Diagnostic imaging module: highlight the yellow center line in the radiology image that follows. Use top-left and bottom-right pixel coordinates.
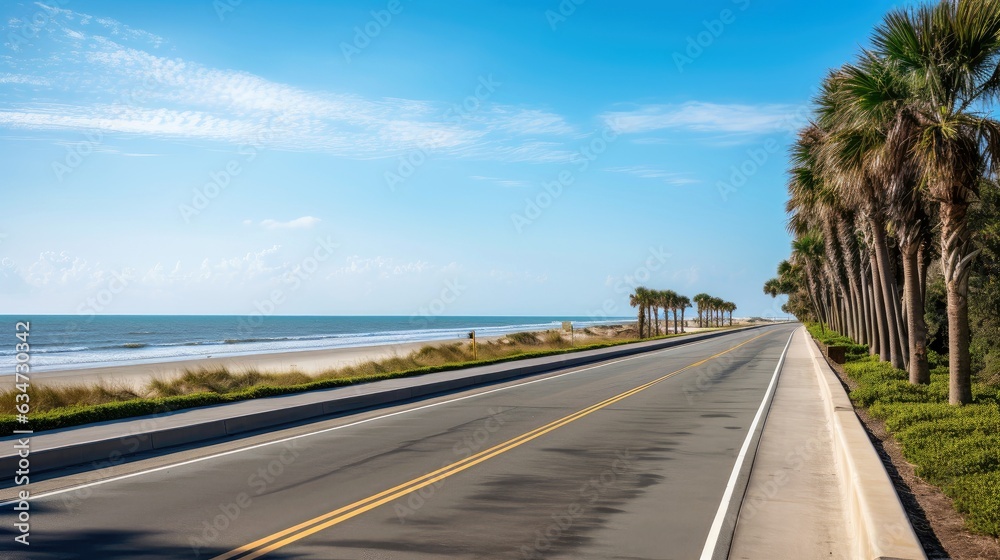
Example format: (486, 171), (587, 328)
(213, 330), (771, 560)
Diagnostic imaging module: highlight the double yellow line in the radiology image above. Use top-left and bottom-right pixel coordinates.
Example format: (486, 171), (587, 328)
(213, 331), (771, 559)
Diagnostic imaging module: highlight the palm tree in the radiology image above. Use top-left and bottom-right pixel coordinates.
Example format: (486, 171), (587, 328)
(791, 232), (828, 331)
(724, 302), (737, 326)
(764, 260), (814, 321)
(630, 287), (647, 339)
(871, 1), (1000, 403)
(838, 50), (934, 383)
(712, 296), (725, 327)
(651, 290), (661, 336)
(662, 290), (679, 334)
(693, 293), (710, 328)
(816, 73), (908, 370)
(678, 295), (691, 333)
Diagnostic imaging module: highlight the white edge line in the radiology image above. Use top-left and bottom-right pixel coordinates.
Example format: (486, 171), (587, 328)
(698, 329), (795, 560)
(2, 327), (776, 507)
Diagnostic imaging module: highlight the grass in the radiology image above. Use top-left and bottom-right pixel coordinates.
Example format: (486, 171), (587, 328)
(806, 323), (1000, 537)
(0, 326), (718, 436)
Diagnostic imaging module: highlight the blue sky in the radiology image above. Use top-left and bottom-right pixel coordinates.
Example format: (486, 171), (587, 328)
(0, 0), (899, 318)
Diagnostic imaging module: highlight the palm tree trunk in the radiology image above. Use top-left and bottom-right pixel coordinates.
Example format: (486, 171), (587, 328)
(862, 278), (873, 351)
(681, 308), (686, 333)
(866, 274), (880, 356)
(941, 202), (976, 405)
(869, 250), (890, 362)
(871, 221), (905, 369)
(847, 280), (863, 344)
(902, 242), (930, 384)
(918, 242), (930, 304)
(637, 306), (644, 339)
(862, 272), (877, 356)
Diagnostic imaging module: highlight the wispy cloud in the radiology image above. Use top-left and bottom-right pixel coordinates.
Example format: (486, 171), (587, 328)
(328, 256), (433, 278)
(605, 166), (699, 185)
(0, 5), (581, 163)
(20, 245), (285, 288)
(469, 175), (532, 188)
(494, 108), (578, 136)
(601, 102), (804, 136)
(0, 73), (49, 86)
(245, 217), (322, 230)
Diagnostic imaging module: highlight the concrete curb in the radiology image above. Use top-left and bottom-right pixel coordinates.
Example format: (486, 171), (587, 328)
(2, 325), (772, 475)
(804, 327), (926, 560)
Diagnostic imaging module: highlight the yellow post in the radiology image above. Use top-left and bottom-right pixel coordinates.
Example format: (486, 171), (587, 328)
(468, 330), (477, 360)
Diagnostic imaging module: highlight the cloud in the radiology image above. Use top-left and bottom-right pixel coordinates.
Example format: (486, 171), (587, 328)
(494, 108), (577, 136)
(601, 102), (805, 136)
(605, 166), (700, 185)
(0, 6), (580, 163)
(469, 175), (532, 188)
(328, 256), (432, 278)
(253, 216), (322, 230)
(0, 73), (50, 86)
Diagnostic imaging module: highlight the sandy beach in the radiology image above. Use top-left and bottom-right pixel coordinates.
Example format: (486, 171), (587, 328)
(26, 323), (735, 391)
(31, 340), (440, 390)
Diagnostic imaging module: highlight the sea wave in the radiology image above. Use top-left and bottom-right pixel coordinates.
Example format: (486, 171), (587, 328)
(0, 317), (635, 372)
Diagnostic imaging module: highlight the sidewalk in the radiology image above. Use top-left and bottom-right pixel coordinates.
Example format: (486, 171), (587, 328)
(729, 327), (925, 559)
(729, 327), (849, 558)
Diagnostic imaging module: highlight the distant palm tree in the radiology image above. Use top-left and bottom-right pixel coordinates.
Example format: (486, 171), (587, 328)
(693, 293), (710, 328)
(651, 290), (661, 336)
(630, 287), (647, 338)
(678, 295), (691, 333)
(660, 289), (676, 334)
(725, 302), (737, 326)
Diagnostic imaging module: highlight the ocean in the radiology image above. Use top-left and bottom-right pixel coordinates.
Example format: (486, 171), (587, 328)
(0, 315), (634, 372)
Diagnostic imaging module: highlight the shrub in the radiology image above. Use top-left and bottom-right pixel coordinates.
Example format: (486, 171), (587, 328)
(807, 323), (1000, 537)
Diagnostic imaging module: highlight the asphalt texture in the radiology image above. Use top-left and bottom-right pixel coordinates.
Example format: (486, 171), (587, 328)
(1, 324), (798, 560)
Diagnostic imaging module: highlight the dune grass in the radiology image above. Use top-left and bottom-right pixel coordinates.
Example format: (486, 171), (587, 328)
(0, 326), (706, 435)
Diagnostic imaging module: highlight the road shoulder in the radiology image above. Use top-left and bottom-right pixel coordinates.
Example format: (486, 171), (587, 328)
(729, 326), (849, 559)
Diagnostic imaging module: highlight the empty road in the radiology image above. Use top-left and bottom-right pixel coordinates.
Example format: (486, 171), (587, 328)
(2, 324), (797, 559)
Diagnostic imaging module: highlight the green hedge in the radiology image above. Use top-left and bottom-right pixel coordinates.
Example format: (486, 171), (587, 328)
(806, 323), (1000, 537)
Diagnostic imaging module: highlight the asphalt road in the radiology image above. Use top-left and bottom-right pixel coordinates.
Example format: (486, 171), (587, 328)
(2, 324), (797, 560)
